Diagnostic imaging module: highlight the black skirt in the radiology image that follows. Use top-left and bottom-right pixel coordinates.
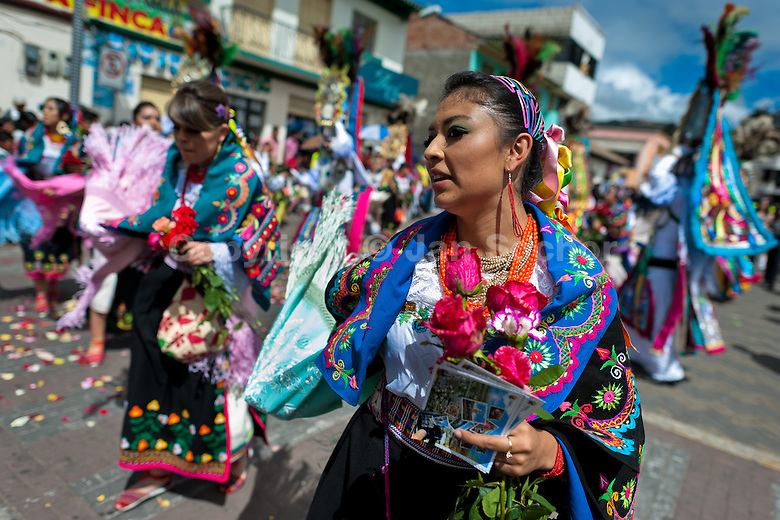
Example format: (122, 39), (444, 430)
(306, 401), (474, 520)
(117, 258), (231, 482)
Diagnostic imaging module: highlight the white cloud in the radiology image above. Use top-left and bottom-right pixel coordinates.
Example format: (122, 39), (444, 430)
(591, 62), (690, 123)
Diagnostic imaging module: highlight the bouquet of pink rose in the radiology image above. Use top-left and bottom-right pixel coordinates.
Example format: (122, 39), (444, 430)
(423, 245), (563, 520)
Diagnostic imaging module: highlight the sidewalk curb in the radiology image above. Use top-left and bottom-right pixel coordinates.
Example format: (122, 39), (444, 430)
(643, 410), (780, 471)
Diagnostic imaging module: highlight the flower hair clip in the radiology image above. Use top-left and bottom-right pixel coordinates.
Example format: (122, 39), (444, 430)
(215, 103), (228, 119)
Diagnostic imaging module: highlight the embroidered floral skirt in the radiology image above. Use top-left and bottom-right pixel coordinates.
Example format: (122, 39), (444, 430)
(21, 226), (77, 280)
(118, 259), (253, 483)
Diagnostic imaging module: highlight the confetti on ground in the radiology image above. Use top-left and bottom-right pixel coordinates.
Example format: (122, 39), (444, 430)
(45, 332), (59, 341)
(157, 498), (170, 507)
(86, 420), (96, 428)
(23, 364), (41, 372)
(61, 416), (69, 422)
(100, 375), (113, 383)
(84, 406), (97, 413)
(32, 414), (44, 422)
(47, 394), (63, 402)
(10, 416), (30, 427)
(0, 373), (13, 381)
(35, 350), (55, 362)
(1, 316), (12, 322)
(100, 409), (108, 415)
(0, 334), (10, 341)
(96, 494), (105, 502)
(53, 358), (65, 365)
(14, 389), (25, 396)
(93, 381), (104, 388)
(81, 377), (95, 390)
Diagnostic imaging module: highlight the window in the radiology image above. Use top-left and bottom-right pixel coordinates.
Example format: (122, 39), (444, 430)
(352, 11), (377, 54)
(228, 94), (266, 140)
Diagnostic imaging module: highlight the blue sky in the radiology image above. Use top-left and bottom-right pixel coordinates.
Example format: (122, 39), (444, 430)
(429, 0), (780, 125)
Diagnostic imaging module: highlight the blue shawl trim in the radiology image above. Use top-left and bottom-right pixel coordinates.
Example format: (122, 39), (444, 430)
(316, 204), (618, 411)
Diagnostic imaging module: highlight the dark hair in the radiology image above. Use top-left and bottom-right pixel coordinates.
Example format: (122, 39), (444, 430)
(132, 101), (159, 123)
(80, 107), (99, 123)
(45, 97), (72, 124)
(440, 71), (544, 196)
(167, 81), (229, 131)
(0, 131), (12, 142)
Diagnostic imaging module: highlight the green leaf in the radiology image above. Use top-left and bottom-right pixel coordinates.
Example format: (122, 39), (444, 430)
(204, 290), (221, 312)
(192, 269), (202, 287)
(481, 487), (501, 518)
(534, 408), (555, 421)
(528, 364), (565, 387)
(519, 505), (552, 520)
(528, 490), (555, 512)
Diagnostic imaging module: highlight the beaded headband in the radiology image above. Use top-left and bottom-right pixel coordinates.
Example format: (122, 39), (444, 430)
(490, 75), (544, 142)
(490, 75), (572, 217)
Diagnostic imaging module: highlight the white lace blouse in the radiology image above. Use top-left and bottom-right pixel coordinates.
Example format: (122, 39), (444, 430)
(383, 248), (556, 408)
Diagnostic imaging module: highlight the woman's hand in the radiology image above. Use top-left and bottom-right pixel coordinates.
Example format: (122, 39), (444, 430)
(180, 241), (213, 266)
(454, 421), (559, 477)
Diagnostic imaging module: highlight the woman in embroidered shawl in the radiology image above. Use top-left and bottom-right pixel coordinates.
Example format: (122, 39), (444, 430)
(308, 71), (644, 520)
(111, 81), (281, 511)
(15, 97), (83, 314)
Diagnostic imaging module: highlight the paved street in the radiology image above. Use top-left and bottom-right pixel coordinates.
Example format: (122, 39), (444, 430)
(1, 240), (779, 520)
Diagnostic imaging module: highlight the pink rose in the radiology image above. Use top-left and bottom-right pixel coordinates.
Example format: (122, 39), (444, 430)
(490, 346), (532, 387)
(424, 294), (486, 359)
(444, 246), (483, 297)
(486, 280), (547, 317)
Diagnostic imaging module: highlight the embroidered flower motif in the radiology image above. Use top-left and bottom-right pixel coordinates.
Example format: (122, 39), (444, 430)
(189, 424), (196, 436)
(219, 452), (228, 462)
(567, 246), (596, 270)
(593, 383), (624, 411)
(137, 439), (149, 452)
(154, 439), (168, 450)
(560, 296), (586, 318)
(226, 186), (238, 198)
(201, 453), (213, 463)
(168, 413), (180, 425)
(120, 437), (130, 449)
(157, 414), (169, 425)
(128, 405), (143, 418)
(199, 424), (211, 436)
(214, 394), (225, 407)
(621, 478), (636, 509)
(146, 400), (160, 411)
(526, 339), (555, 372)
(182, 409), (190, 419)
(173, 443), (183, 455)
(185, 450), (194, 462)
(214, 413), (226, 425)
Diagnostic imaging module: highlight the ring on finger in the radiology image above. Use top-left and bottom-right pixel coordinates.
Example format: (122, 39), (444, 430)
(505, 437), (513, 459)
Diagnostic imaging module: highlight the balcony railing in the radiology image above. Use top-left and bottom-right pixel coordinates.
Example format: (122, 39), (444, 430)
(224, 5), (322, 76)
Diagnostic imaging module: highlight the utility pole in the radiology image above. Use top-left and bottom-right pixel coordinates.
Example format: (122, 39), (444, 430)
(69, 0), (85, 105)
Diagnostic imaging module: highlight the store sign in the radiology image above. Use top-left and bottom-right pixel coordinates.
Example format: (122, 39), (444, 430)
(16, 0), (191, 43)
(358, 60), (419, 107)
(96, 47), (128, 90)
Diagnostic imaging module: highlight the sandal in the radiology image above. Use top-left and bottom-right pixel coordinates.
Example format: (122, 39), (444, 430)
(34, 295), (50, 314)
(114, 470), (172, 512)
(219, 449), (252, 494)
(78, 340), (105, 367)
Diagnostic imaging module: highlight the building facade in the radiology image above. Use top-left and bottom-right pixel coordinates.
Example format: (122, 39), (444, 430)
(404, 4), (605, 159)
(1, 0), (419, 163)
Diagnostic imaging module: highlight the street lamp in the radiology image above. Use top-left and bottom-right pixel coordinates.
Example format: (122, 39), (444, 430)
(69, 0), (85, 105)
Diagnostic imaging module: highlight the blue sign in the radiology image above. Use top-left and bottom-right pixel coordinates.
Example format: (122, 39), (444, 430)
(358, 60), (418, 107)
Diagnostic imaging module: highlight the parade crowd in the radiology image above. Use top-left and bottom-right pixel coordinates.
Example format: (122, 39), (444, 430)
(0, 7), (775, 517)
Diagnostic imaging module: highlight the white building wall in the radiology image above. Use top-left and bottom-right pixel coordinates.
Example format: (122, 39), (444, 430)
(0, 4), (74, 113)
(330, 0), (407, 73)
(570, 7), (605, 61)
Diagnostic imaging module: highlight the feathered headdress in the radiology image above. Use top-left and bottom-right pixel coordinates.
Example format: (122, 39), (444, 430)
(702, 3), (759, 100)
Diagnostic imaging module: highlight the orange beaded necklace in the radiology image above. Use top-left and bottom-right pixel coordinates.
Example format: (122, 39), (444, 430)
(438, 215), (539, 320)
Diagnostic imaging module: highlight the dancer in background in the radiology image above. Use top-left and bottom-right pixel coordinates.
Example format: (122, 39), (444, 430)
(15, 97), (83, 314)
(111, 81), (280, 511)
